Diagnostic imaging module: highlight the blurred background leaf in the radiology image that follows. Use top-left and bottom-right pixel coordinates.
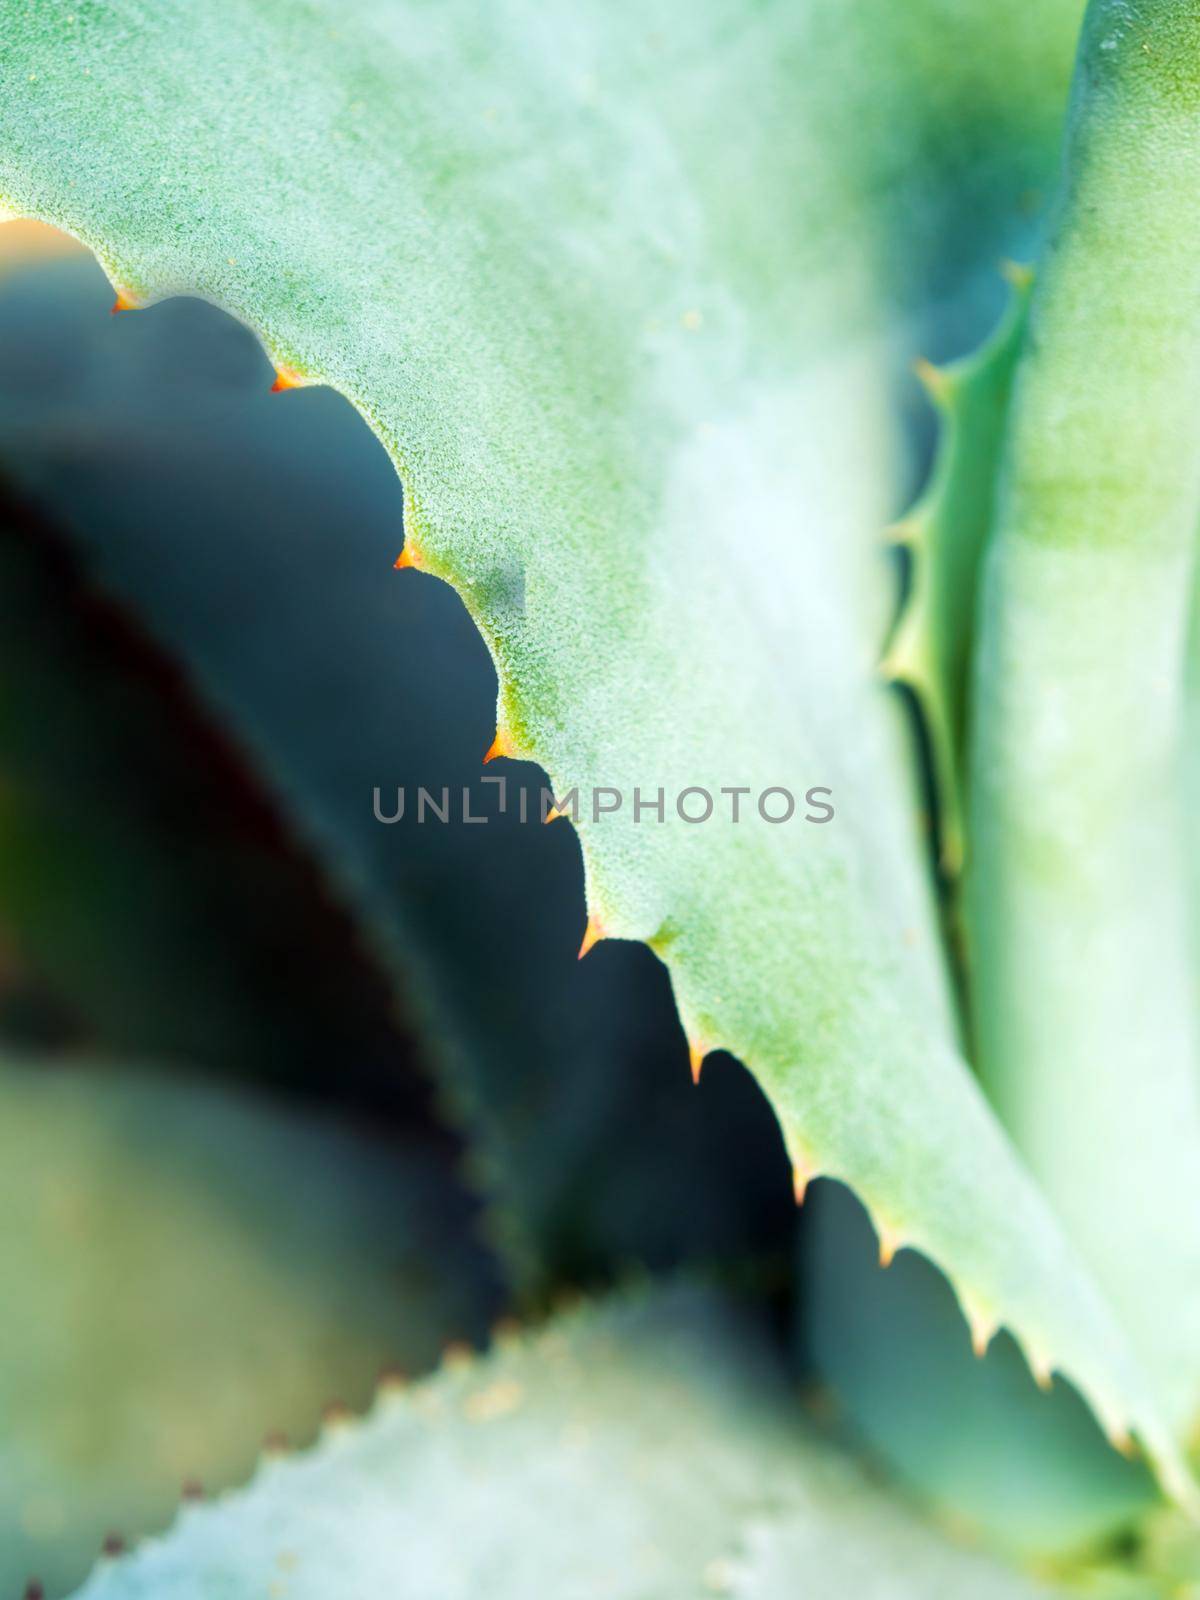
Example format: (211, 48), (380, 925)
(0, 1054), (495, 1596)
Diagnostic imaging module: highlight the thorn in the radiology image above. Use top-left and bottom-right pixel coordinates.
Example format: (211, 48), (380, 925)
(791, 1157), (814, 1207)
(885, 516), (920, 548)
(913, 355), (951, 405)
(1028, 1350), (1054, 1393)
(269, 364), (304, 393)
(577, 913), (605, 960)
(482, 729), (512, 765)
(878, 643), (921, 688)
(999, 258), (1034, 293)
(878, 624), (927, 691)
(377, 1364), (409, 1395)
(262, 1430), (289, 1457)
(877, 1223), (902, 1269)
(110, 293), (136, 315)
(180, 1478), (204, 1501)
(1107, 1422), (1136, 1459)
(23, 1583), (44, 1600)
(544, 804), (563, 825)
(963, 1300), (997, 1359)
(688, 1038), (708, 1085)
(442, 1340), (473, 1372)
(101, 1534), (126, 1558)
(393, 543), (419, 570)
(322, 1399), (352, 1429)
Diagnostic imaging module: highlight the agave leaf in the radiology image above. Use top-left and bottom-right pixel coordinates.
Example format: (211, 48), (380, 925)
(964, 0), (1200, 1435)
(884, 272), (1031, 874)
(2, 0), (1187, 1495)
(726, 1484), (1055, 1600)
(0, 1056), (493, 1598)
(802, 1184), (1157, 1560)
(0, 251), (793, 1288)
(68, 1283), (1050, 1600)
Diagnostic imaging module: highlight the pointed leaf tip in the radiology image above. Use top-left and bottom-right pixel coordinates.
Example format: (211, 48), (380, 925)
(912, 355), (951, 405)
(962, 1298), (997, 1360)
(577, 914), (605, 960)
(876, 1223), (902, 1269)
(688, 1038), (707, 1085)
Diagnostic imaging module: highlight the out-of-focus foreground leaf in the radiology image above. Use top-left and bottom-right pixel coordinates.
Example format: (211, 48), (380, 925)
(0, 1056), (493, 1598)
(69, 1284), (1051, 1600)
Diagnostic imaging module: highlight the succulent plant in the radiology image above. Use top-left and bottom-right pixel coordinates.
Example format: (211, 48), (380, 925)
(0, 0), (1198, 1593)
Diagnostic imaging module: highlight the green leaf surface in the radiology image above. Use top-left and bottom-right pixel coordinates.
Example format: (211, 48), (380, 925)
(964, 0), (1200, 1435)
(2, 0), (1187, 1498)
(69, 1284), (1050, 1600)
(0, 1057), (492, 1598)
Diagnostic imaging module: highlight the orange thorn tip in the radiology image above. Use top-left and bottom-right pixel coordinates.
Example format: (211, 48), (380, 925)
(577, 914), (605, 960)
(913, 355), (949, 403)
(269, 364), (304, 393)
(964, 1302), (997, 1359)
(544, 804), (563, 825)
(877, 1224), (902, 1270)
(791, 1158), (814, 1207)
(482, 729), (513, 765)
(688, 1039), (708, 1086)
(999, 257), (1034, 292)
(394, 543), (418, 570)
(110, 292), (136, 315)
(1107, 1423), (1136, 1459)
(442, 1340), (473, 1372)
(1029, 1350), (1054, 1393)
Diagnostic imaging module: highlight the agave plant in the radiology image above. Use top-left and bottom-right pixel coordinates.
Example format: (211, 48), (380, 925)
(0, 0), (1198, 1593)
